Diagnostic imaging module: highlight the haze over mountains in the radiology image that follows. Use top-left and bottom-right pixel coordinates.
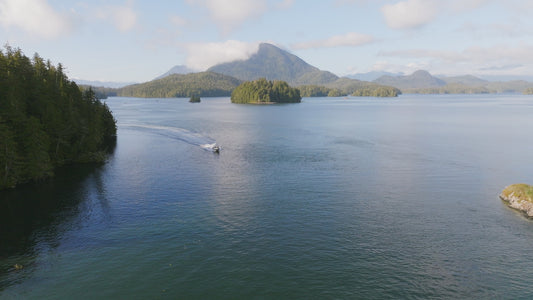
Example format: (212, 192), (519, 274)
(82, 42), (533, 96)
(374, 70), (446, 89)
(370, 69), (532, 93)
(115, 43), (400, 98)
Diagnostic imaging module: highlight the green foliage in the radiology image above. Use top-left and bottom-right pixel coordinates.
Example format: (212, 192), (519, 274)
(80, 85), (118, 99)
(299, 85), (334, 97)
(189, 95), (201, 103)
(326, 78), (400, 97)
(299, 79), (400, 98)
(523, 88), (533, 95)
(351, 86), (400, 97)
(0, 47), (117, 190)
(231, 78), (301, 104)
(327, 89), (343, 97)
(404, 83), (493, 94)
(119, 72), (242, 98)
(501, 184), (533, 202)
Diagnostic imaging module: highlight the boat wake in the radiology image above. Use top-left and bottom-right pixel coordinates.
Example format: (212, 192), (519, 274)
(123, 124), (217, 151)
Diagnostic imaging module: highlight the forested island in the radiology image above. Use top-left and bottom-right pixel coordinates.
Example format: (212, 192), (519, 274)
(0, 47), (116, 190)
(231, 78), (301, 104)
(500, 184), (533, 217)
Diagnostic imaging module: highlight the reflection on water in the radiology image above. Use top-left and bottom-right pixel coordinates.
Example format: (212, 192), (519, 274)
(2, 96), (533, 298)
(0, 161), (112, 290)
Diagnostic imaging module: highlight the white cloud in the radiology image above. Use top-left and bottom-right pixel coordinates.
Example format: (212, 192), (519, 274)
(0, 0), (73, 39)
(291, 32), (374, 50)
(381, 0), (439, 29)
(96, 1), (137, 32)
(379, 44), (533, 75)
(184, 40), (260, 70)
(187, 0), (267, 34)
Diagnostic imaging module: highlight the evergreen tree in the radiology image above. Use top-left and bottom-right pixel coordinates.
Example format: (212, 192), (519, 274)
(231, 78), (301, 104)
(0, 46), (117, 190)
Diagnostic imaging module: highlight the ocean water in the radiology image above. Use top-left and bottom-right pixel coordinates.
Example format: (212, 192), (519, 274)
(1, 95), (533, 299)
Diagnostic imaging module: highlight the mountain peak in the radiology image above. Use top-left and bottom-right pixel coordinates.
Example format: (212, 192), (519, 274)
(155, 65), (195, 80)
(373, 70), (446, 89)
(207, 43), (338, 85)
(411, 70), (432, 77)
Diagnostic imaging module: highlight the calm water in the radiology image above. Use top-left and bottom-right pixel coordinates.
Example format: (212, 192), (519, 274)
(2, 95), (533, 299)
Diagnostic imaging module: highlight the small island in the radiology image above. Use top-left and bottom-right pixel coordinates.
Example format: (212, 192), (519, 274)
(231, 78), (301, 104)
(189, 95), (201, 103)
(500, 184), (533, 217)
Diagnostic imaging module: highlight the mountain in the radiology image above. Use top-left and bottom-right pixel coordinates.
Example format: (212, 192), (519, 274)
(74, 79), (135, 88)
(118, 72), (242, 98)
(155, 65), (195, 80)
(439, 75), (488, 86)
(346, 71), (404, 82)
(479, 75), (533, 82)
(207, 43), (338, 85)
(373, 70), (446, 89)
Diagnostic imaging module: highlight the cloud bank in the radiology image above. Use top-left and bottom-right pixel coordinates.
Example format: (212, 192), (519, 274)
(96, 1), (138, 32)
(380, 0), (492, 30)
(291, 32), (374, 50)
(187, 0), (268, 34)
(0, 0), (73, 38)
(184, 40), (260, 70)
(381, 0), (438, 29)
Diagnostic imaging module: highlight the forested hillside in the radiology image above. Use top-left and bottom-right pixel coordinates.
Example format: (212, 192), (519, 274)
(0, 47), (116, 190)
(119, 72), (242, 98)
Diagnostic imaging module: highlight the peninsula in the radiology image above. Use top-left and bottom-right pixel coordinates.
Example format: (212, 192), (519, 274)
(500, 184), (533, 217)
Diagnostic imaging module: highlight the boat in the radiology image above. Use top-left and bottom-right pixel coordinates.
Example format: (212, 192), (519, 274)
(212, 145), (220, 153)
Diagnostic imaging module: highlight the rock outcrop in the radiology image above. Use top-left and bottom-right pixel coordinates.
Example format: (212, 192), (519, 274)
(500, 184), (533, 217)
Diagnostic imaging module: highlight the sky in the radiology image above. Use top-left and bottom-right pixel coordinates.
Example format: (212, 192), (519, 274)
(1, 0), (532, 83)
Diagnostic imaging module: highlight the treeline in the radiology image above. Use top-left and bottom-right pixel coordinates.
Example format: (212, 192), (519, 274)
(119, 72), (242, 98)
(403, 83), (492, 94)
(231, 78), (301, 103)
(0, 47), (116, 190)
(79, 85), (118, 99)
(299, 80), (401, 98)
(524, 88), (533, 95)
(299, 85), (342, 97)
(403, 82), (532, 94)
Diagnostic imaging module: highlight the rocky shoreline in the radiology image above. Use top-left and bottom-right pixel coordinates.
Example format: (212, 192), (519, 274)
(500, 184), (533, 217)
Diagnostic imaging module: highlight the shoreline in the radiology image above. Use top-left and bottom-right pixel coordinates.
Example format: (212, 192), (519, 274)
(500, 184), (533, 217)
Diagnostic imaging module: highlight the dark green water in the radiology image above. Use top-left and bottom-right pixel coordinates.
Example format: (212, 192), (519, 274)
(2, 95), (533, 299)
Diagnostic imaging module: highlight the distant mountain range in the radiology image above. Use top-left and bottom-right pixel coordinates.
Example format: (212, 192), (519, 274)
(370, 70), (532, 93)
(345, 71), (404, 82)
(374, 70), (446, 89)
(90, 42), (533, 98)
(74, 79), (135, 88)
(116, 43), (399, 98)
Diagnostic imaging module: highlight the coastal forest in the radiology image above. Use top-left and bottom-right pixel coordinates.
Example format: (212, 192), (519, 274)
(0, 47), (117, 190)
(231, 78), (301, 103)
(119, 72), (242, 98)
